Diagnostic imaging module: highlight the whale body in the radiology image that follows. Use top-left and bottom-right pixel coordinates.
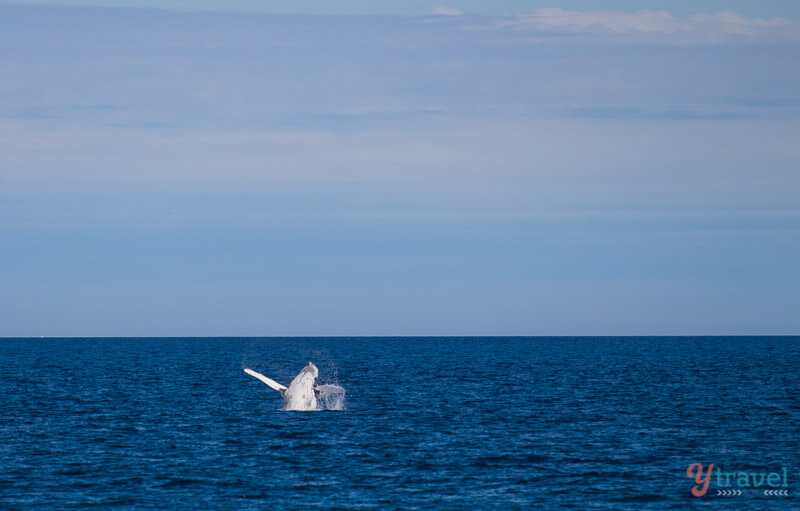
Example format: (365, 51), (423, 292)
(244, 362), (344, 411)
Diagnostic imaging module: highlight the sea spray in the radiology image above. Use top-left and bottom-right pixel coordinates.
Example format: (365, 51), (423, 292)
(318, 388), (346, 411)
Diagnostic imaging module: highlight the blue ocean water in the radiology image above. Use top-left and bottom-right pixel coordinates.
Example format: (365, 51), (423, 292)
(1, 337), (798, 509)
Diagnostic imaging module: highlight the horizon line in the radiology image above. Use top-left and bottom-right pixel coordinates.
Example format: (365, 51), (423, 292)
(2, 334), (798, 339)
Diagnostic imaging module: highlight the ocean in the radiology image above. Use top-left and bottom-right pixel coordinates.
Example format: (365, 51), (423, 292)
(1, 337), (798, 509)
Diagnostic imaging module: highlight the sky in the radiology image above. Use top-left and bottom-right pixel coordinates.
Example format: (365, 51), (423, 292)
(1, 2), (799, 336)
(5, 1), (800, 19)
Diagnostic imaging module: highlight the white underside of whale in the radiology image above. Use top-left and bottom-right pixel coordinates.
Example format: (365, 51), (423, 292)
(244, 363), (345, 411)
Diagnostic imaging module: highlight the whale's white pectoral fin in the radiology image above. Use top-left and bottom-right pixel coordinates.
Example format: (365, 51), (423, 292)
(315, 384), (345, 396)
(244, 368), (287, 392)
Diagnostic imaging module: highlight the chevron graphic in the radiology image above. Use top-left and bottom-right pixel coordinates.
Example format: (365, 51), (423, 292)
(716, 489), (742, 496)
(763, 489), (789, 496)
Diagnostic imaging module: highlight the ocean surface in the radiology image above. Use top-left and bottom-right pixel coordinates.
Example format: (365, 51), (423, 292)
(1, 337), (798, 509)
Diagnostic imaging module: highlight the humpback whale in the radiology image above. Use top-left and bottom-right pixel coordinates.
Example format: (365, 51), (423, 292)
(244, 362), (344, 411)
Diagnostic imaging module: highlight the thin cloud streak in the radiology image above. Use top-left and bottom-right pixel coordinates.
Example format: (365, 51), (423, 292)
(430, 7), (463, 16)
(493, 8), (800, 42)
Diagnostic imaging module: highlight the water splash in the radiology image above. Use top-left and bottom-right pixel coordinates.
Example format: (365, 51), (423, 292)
(317, 388), (346, 411)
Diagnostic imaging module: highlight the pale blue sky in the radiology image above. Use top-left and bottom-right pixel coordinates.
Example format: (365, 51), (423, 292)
(5, 1), (800, 19)
(1, 2), (798, 336)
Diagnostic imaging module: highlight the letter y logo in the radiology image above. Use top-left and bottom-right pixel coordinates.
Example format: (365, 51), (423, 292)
(686, 463), (714, 497)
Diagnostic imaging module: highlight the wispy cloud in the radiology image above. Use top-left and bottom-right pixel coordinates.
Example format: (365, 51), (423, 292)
(430, 7), (463, 17)
(494, 8), (800, 43)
